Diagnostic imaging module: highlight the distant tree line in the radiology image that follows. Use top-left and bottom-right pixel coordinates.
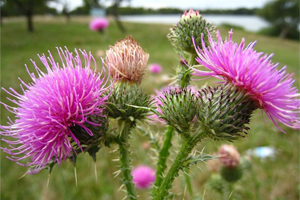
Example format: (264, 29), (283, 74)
(69, 6), (257, 16)
(104, 7), (257, 16)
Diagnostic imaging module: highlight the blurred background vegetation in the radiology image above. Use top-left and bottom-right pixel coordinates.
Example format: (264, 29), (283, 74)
(1, 0), (299, 39)
(0, 0), (299, 200)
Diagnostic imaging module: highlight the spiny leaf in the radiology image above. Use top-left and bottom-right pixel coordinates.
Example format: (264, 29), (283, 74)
(182, 154), (218, 168)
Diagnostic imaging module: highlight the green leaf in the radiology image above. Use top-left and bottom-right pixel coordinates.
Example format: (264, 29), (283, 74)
(182, 154), (217, 168)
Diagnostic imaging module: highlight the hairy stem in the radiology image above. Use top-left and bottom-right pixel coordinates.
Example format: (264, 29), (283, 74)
(153, 134), (201, 200)
(152, 126), (174, 196)
(118, 122), (137, 200)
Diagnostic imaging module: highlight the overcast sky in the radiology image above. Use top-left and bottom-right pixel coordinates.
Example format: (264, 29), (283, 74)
(50, 0), (272, 12)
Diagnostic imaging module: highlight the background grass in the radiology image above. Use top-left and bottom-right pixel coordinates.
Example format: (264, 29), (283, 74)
(1, 16), (299, 200)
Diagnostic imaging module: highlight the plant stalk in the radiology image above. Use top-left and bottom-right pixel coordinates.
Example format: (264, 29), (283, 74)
(118, 122), (137, 200)
(152, 126), (174, 196)
(153, 134), (201, 200)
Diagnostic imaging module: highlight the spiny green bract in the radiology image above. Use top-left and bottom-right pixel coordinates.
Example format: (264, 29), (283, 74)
(70, 115), (109, 159)
(167, 12), (215, 59)
(158, 87), (198, 134)
(106, 82), (152, 123)
(197, 84), (257, 141)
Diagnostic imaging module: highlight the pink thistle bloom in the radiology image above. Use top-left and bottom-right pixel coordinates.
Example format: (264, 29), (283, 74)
(218, 144), (240, 169)
(131, 165), (156, 189)
(192, 30), (300, 132)
(89, 18), (109, 31)
(149, 63), (162, 74)
(0, 48), (111, 173)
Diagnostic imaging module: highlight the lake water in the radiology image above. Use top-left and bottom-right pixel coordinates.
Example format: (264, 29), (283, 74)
(120, 14), (270, 32)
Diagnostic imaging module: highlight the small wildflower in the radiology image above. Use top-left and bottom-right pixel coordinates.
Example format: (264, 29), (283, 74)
(106, 36), (149, 84)
(131, 165), (156, 189)
(0, 48), (111, 173)
(89, 18), (109, 32)
(193, 30), (300, 132)
(149, 63), (162, 74)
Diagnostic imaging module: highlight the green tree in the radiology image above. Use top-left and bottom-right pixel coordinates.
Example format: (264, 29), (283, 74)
(257, 0), (299, 39)
(1, 0), (56, 32)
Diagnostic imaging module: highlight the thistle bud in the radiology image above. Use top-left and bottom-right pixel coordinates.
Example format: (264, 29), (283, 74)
(220, 165), (243, 183)
(197, 84), (257, 141)
(106, 36), (149, 84)
(154, 86), (198, 134)
(207, 174), (223, 193)
(167, 9), (215, 61)
(106, 82), (152, 123)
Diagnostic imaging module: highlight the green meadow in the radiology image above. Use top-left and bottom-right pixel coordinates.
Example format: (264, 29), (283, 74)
(1, 16), (299, 200)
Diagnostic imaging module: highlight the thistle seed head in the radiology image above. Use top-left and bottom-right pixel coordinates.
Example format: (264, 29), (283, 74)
(106, 36), (149, 84)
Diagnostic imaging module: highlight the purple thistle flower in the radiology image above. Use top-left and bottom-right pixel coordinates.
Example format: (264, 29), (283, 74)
(192, 30), (300, 131)
(0, 47), (111, 173)
(149, 63), (162, 74)
(131, 165), (156, 189)
(89, 18), (109, 32)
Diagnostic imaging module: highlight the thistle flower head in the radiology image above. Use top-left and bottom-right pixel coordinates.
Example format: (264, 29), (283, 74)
(218, 144), (240, 169)
(167, 9), (216, 60)
(131, 165), (156, 189)
(151, 86), (198, 134)
(106, 36), (149, 84)
(106, 82), (152, 122)
(0, 48), (111, 173)
(193, 30), (300, 132)
(218, 145), (243, 182)
(197, 84), (256, 141)
(89, 18), (109, 32)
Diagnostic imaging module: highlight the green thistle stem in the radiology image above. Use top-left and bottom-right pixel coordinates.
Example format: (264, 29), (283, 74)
(118, 122), (137, 200)
(188, 53), (197, 66)
(152, 126), (174, 196)
(177, 54), (195, 88)
(153, 133), (202, 200)
(184, 168), (194, 198)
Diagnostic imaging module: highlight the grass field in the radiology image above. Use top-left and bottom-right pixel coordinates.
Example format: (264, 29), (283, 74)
(0, 16), (299, 200)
